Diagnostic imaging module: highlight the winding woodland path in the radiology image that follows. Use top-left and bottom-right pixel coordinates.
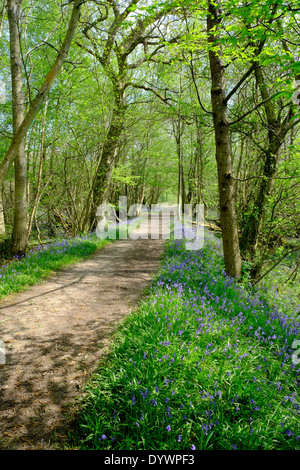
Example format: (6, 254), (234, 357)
(0, 215), (169, 450)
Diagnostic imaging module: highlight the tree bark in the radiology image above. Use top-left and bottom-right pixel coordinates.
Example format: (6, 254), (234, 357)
(0, 185), (5, 235)
(195, 118), (206, 211)
(0, 0), (83, 187)
(90, 84), (127, 229)
(240, 64), (294, 264)
(7, 0), (28, 255)
(0, 1), (6, 37)
(27, 99), (48, 239)
(207, 0), (242, 279)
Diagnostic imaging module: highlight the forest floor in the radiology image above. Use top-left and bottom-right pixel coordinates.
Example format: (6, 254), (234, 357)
(0, 215), (168, 450)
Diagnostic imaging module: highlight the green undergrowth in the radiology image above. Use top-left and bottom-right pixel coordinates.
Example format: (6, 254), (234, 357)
(0, 233), (110, 299)
(0, 218), (142, 299)
(69, 231), (300, 451)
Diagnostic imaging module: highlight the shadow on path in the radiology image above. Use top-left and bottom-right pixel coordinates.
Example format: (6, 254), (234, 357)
(0, 237), (165, 449)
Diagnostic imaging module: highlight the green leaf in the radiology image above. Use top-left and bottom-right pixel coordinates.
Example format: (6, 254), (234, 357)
(291, 62), (300, 74)
(272, 91), (293, 101)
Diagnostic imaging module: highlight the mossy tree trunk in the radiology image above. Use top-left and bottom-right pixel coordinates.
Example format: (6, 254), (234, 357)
(207, 0), (242, 279)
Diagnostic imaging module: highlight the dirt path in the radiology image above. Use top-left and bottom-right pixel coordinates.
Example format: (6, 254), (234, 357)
(0, 217), (168, 450)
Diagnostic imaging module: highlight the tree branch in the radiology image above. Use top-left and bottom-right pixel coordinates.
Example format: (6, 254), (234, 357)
(255, 246), (300, 284)
(224, 40), (265, 104)
(0, 0), (84, 185)
(127, 82), (174, 106)
(229, 93), (279, 125)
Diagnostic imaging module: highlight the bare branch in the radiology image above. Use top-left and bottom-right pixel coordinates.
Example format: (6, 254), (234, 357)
(229, 93), (279, 126)
(255, 246), (300, 284)
(0, 0), (84, 185)
(127, 82), (173, 106)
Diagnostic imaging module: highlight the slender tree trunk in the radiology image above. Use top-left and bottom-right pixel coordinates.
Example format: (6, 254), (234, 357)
(0, 2), (6, 37)
(8, 0), (28, 256)
(240, 64), (293, 265)
(207, 0), (242, 279)
(177, 138), (182, 219)
(27, 99), (48, 239)
(172, 117), (184, 220)
(0, 0), (83, 187)
(0, 185), (5, 235)
(90, 85), (126, 229)
(195, 118), (206, 211)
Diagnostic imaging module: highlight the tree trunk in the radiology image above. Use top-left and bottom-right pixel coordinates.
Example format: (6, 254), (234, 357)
(207, 0), (242, 279)
(0, 185), (5, 235)
(90, 85), (126, 229)
(8, 0), (28, 256)
(0, 2), (6, 37)
(27, 99), (48, 239)
(177, 140), (182, 219)
(0, 0), (83, 187)
(195, 118), (206, 211)
(240, 64), (292, 263)
(172, 117), (184, 220)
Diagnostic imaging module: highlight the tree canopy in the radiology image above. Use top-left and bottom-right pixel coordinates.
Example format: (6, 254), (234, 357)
(0, 0), (299, 281)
